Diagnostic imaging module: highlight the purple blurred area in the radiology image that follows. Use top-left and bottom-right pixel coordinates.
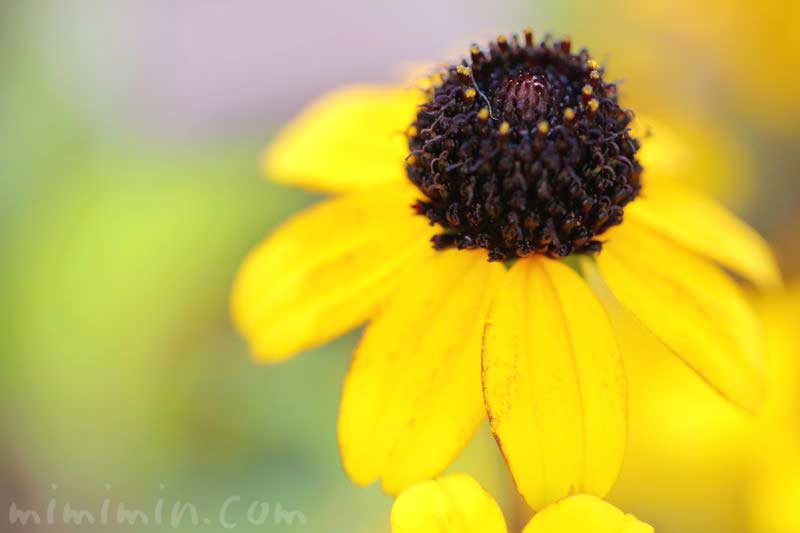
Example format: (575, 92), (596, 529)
(42, 0), (540, 138)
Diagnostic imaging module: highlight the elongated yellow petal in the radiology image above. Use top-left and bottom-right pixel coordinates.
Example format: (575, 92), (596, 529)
(634, 113), (753, 204)
(523, 495), (653, 533)
(231, 183), (432, 361)
(627, 181), (781, 288)
(263, 85), (424, 193)
(391, 474), (508, 533)
(748, 284), (800, 533)
(595, 220), (766, 412)
(482, 258), (626, 511)
(338, 250), (505, 494)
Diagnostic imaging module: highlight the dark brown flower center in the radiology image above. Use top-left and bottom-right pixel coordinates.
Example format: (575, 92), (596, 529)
(406, 30), (642, 261)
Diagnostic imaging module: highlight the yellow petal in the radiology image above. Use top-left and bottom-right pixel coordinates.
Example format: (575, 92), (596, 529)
(391, 474), (507, 533)
(633, 113), (753, 205)
(627, 181), (781, 288)
(338, 250), (505, 494)
(263, 85), (424, 193)
(231, 183), (432, 361)
(522, 495), (653, 533)
(749, 439), (800, 533)
(757, 282), (800, 426)
(748, 283), (800, 532)
(595, 220), (766, 412)
(482, 258), (627, 511)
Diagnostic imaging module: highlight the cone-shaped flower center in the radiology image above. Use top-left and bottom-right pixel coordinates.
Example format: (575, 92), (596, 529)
(407, 30), (642, 261)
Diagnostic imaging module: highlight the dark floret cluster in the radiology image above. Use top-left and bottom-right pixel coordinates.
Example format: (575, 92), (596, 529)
(407, 30), (642, 261)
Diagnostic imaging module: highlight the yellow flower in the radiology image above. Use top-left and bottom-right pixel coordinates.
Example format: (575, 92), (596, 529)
(390, 473), (652, 533)
(585, 282), (800, 532)
(621, 0), (800, 132)
(232, 32), (781, 510)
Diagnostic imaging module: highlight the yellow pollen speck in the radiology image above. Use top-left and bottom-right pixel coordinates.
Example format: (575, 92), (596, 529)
(590, 70), (600, 81)
(471, 45), (481, 56)
(407, 126), (418, 137)
(457, 65), (472, 77)
(582, 85), (593, 96)
(464, 88), (477, 100)
(588, 98), (600, 112)
(477, 108), (490, 121)
(564, 108), (576, 120)
(537, 121), (550, 134)
(499, 121), (511, 135)
(587, 59), (600, 70)
(523, 27), (534, 42)
(498, 35), (507, 44)
(407, 154), (417, 165)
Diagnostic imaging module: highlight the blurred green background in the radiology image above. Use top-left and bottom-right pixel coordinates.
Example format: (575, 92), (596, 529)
(1, 1), (797, 532)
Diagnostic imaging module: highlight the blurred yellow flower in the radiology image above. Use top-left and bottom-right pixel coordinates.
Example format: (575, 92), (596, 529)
(591, 280), (800, 533)
(621, 0), (800, 132)
(390, 473), (652, 533)
(232, 33), (780, 511)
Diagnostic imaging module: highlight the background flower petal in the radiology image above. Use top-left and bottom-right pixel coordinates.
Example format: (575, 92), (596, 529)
(338, 250), (505, 494)
(522, 494), (653, 533)
(263, 85), (424, 193)
(482, 258), (627, 511)
(596, 220), (767, 412)
(390, 474), (508, 533)
(633, 114), (754, 206)
(627, 181), (781, 288)
(231, 183), (432, 361)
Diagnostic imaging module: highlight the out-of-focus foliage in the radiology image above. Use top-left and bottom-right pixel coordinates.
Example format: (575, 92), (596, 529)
(0, 4), (516, 532)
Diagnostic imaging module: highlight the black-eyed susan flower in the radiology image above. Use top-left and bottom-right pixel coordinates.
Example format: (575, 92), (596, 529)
(390, 473), (653, 532)
(232, 30), (781, 510)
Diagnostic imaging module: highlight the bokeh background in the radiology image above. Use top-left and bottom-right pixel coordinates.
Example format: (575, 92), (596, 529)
(1, 1), (798, 532)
